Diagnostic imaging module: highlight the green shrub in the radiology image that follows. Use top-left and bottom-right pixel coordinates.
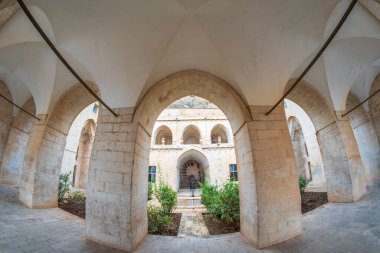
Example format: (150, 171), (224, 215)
(69, 191), (86, 204)
(201, 180), (240, 224)
(148, 182), (155, 200)
(299, 176), (309, 194)
(58, 172), (72, 200)
(219, 180), (240, 223)
(199, 182), (219, 207)
(147, 205), (173, 234)
(155, 183), (177, 214)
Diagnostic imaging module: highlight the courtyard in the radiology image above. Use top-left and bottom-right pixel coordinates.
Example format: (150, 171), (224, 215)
(0, 0), (380, 252)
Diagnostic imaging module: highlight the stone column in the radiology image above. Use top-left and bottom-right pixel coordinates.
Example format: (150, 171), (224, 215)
(86, 107), (149, 252)
(19, 115), (67, 208)
(238, 105), (302, 248)
(1, 99), (35, 186)
(317, 113), (366, 202)
(1, 127), (30, 185)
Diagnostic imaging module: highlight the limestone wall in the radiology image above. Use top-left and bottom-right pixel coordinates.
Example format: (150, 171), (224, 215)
(149, 108), (236, 188)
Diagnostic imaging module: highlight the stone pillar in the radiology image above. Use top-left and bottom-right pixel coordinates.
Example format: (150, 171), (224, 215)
(1, 99), (36, 186)
(238, 105), (302, 248)
(74, 128), (95, 189)
(317, 113), (366, 202)
(86, 107), (149, 252)
(1, 127), (29, 185)
(19, 115), (67, 208)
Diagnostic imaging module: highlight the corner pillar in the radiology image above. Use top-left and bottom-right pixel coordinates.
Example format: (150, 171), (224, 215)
(19, 115), (67, 208)
(240, 105), (302, 248)
(86, 107), (148, 252)
(317, 113), (366, 202)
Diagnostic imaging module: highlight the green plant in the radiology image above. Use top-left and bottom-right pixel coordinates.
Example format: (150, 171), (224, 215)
(69, 191), (86, 204)
(148, 182), (155, 200)
(219, 180), (240, 223)
(201, 180), (240, 224)
(155, 183), (177, 214)
(147, 205), (173, 234)
(58, 171), (72, 200)
(299, 176), (309, 194)
(199, 182), (219, 207)
(154, 164), (177, 214)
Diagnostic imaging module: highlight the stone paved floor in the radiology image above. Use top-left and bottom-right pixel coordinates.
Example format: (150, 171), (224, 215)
(1, 181), (380, 252)
(177, 212), (209, 237)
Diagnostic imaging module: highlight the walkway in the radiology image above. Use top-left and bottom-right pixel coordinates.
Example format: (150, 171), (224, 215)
(0, 181), (380, 252)
(177, 212), (209, 237)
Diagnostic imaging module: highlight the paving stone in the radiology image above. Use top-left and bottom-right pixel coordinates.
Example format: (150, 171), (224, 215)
(1, 182), (380, 252)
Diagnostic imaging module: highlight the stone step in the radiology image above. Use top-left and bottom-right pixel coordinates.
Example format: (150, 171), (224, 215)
(174, 205), (207, 213)
(177, 189), (202, 197)
(177, 197), (202, 206)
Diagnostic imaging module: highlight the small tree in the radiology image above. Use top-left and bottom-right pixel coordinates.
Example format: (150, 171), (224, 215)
(299, 176), (309, 195)
(58, 172), (72, 201)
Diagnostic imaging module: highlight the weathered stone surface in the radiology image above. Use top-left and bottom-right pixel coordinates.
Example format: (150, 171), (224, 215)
(288, 82), (367, 202)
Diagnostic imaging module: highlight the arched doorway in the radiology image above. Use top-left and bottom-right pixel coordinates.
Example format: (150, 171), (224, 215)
(177, 149), (209, 189)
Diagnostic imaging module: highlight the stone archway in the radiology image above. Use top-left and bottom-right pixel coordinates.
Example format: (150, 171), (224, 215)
(182, 125), (201, 144)
(19, 83), (98, 208)
(154, 125), (173, 145)
(73, 119), (96, 189)
(87, 70), (302, 251)
(211, 124), (229, 144)
(286, 80), (366, 202)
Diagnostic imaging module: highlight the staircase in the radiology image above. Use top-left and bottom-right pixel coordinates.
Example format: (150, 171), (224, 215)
(174, 189), (206, 213)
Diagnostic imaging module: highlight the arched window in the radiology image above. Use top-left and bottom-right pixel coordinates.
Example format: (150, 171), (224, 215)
(182, 125), (201, 144)
(211, 124), (228, 144)
(154, 125), (173, 145)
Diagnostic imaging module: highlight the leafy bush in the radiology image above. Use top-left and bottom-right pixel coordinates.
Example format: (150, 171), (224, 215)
(199, 182), (219, 207)
(299, 176), (309, 194)
(69, 191), (86, 204)
(58, 172), (71, 200)
(219, 180), (240, 223)
(147, 205), (173, 234)
(148, 182), (155, 200)
(201, 180), (240, 224)
(155, 183), (177, 214)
